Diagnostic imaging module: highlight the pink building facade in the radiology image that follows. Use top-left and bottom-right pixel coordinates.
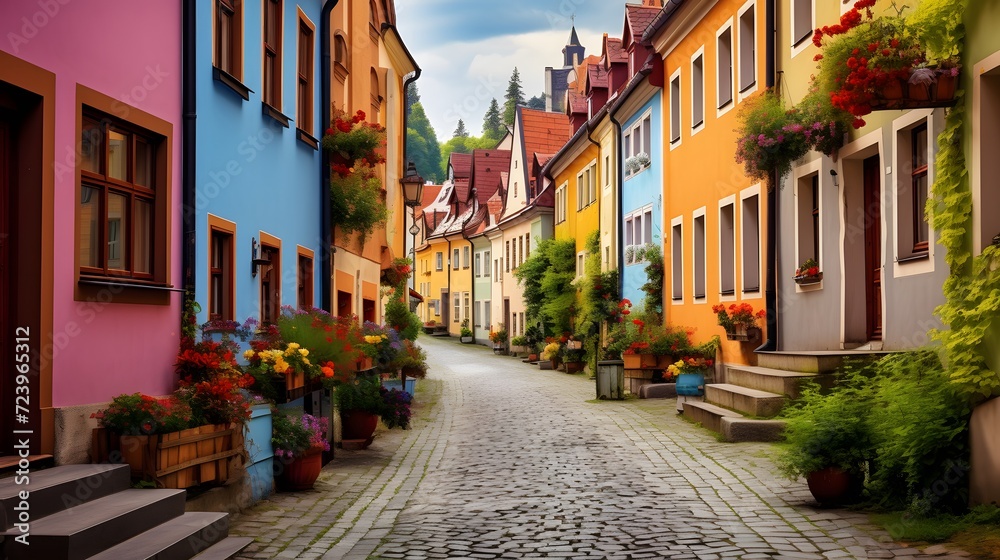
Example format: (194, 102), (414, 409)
(0, 0), (183, 462)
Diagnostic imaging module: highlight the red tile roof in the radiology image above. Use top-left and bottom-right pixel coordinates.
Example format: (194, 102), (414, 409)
(450, 152), (473, 179)
(487, 180), (505, 223)
(567, 90), (588, 115)
(603, 36), (627, 66)
(453, 178), (471, 205)
(587, 64), (609, 90)
(625, 5), (660, 46)
(520, 108), (573, 160)
(470, 149), (511, 205)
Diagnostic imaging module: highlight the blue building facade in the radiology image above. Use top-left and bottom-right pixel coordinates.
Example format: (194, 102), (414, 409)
(618, 91), (663, 307)
(194, 0), (324, 324)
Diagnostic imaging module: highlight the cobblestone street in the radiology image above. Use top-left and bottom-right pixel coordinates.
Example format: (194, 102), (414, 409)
(231, 337), (973, 560)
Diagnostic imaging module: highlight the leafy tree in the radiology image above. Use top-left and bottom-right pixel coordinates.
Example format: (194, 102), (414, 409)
(515, 237), (576, 336)
(453, 119), (469, 138)
(406, 102), (442, 182)
(438, 135), (497, 178)
(503, 68), (526, 126)
(576, 231), (620, 366)
(526, 94), (547, 110)
(406, 82), (420, 116)
(482, 98), (505, 141)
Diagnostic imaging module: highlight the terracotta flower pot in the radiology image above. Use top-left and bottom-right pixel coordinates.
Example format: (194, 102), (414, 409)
(882, 77), (904, 100)
(341, 409), (378, 442)
(276, 445), (324, 491)
(640, 354), (658, 368)
(565, 361), (585, 374)
(622, 354), (642, 369)
(806, 466), (861, 506)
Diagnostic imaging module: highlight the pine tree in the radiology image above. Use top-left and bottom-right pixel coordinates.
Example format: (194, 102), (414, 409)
(526, 94), (547, 111)
(453, 119), (469, 138)
(406, 82), (420, 116)
(502, 67), (525, 126)
(482, 98), (505, 141)
(406, 102), (442, 182)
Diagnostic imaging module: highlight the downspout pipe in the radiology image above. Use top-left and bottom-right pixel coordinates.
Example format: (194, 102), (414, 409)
(756, 0), (778, 352)
(182, 0), (196, 298)
(320, 0), (340, 312)
(608, 110), (625, 293)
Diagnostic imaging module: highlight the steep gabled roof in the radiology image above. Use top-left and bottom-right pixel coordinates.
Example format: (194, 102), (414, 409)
(450, 152), (473, 179)
(470, 149), (511, 206)
(520, 108), (572, 159)
(587, 64), (609, 91)
(603, 35), (627, 66)
(624, 4), (660, 48)
(567, 90), (588, 115)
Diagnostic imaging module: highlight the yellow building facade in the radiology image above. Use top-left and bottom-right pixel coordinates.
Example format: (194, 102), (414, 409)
(650, 0), (768, 365)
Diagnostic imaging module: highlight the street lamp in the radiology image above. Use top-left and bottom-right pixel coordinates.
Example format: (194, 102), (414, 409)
(400, 161), (424, 298)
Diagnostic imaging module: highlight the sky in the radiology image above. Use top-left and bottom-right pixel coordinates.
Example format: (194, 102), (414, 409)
(395, 0), (629, 140)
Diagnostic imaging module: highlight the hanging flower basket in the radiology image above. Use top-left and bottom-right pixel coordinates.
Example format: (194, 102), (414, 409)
(869, 67), (960, 111)
(794, 272), (824, 286)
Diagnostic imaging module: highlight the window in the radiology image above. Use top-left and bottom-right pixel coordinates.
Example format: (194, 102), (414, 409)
(464, 293), (470, 321)
(691, 51), (705, 130)
(624, 117), (651, 175)
(792, 0), (814, 48)
(624, 205), (654, 264)
(453, 249), (459, 270)
(717, 22), (734, 110)
(506, 241), (510, 272)
(671, 220), (684, 301)
(604, 155), (611, 189)
(911, 123), (929, 254)
(576, 171), (585, 210)
(741, 192), (760, 292)
(719, 202), (736, 295)
(334, 34), (349, 72)
(259, 239), (280, 324)
(475, 301), (481, 327)
(484, 300), (491, 327)
(796, 173), (820, 268)
(209, 227), (234, 321)
(738, 1), (757, 94)
(297, 17), (314, 133)
(454, 293), (460, 323)
(494, 259), (499, 280)
(298, 250), (314, 309)
(79, 112), (164, 281)
(670, 72), (682, 144)
(262, 0), (283, 109)
(512, 240), (517, 269)
(475, 253), (482, 277)
(484, 250), (491, 276)
(577, 252), (586, 278)
(215, 0), (243, 79)
(463, 246), (470, 269)
(693, 212), (706, 299)
(370, 69), (381, 124)
(586, 162), (597, 204)
(435, 252), (442, 270)
(556, 184), (568, 223)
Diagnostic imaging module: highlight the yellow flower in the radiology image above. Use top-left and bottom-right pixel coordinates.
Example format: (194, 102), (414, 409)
(364, 335), (383, 344)
(243, 349), (255, 360)
(287, 342), (300, 350)
(298, 348), (309, 357)
(303, 357), (311, 366)
(273, 358), (289, 374)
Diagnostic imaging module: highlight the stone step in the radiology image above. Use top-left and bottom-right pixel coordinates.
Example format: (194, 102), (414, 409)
(705, 383), (786, 417)
(682, 401), (744, 434)
(0, 463), (130, 530)
(720, 417), (786, 442)
(756, 352), (847, 374)
(88, 512), (231, 560)
(725, 364), (817, 398)
(0, 488), (186, 560)
(191, 537), (255, 560)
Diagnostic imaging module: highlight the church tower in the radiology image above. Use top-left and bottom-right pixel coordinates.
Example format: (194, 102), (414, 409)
(545, 24), (586, 113)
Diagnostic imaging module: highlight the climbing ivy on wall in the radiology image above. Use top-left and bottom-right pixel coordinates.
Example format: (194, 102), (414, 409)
(924, 0), (1000, 402)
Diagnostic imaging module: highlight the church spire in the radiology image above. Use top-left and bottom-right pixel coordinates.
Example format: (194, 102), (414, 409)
(567, 24), (581, 47)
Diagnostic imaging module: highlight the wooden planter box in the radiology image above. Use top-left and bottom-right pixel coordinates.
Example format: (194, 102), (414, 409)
(95, 423), (241, 489)
(871, 70), (959, 111)
(794, 272), (823, 286)
(269, 370), (317, 404)
(725, 326), (762, 343)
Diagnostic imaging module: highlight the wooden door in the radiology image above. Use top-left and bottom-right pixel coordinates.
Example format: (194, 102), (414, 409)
(863, 155), (882, 341)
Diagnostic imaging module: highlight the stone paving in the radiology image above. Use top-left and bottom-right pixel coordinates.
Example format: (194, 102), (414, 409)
(230, 336), (975, 560)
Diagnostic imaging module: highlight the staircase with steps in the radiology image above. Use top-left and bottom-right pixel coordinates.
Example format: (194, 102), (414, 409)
(683, 351), (861, 442)
(0, 463), (252, 560)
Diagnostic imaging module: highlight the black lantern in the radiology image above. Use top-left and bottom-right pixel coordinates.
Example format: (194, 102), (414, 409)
(401, 161), (424, 207)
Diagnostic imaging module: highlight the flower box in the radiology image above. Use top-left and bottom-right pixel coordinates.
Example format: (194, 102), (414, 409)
(870, 69), (960, 111)
(111, 423), (240, 488)
(268, 375), (322, 404)
(794, 272), (823, 286)
(725, 326), (762, 343)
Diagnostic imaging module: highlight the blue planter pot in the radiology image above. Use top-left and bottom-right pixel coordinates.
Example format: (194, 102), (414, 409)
(382, 378), (415, 394)
(676, 372), (705, 397)
(244, 404), (274, 503)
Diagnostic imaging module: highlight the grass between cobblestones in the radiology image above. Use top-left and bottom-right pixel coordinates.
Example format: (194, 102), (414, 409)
(870, 508), (1000, 556)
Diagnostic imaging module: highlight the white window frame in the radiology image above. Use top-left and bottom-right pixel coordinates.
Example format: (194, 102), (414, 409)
(791, 0), (815, 59)
(453, 293), (461, 323)
(891, 108), (937, 278)
(453, 248), (460, 270)
(737, 0), (758, 102)
(692, 207), (707, 302)
(718, 195), (737, 301)
(576, 250), (586, 279)
(588, 161), (597, 204)
(474, 301), (482, 327)
(669, 69), (682, 149)
(576, 170), (585, 211)
(624, 204), (654, 265)
(435, 252), (443, 271)
(716, 17), (735, 118)
(555, 182), (568, 224)
(475, 252), (482, 277)
(483, 300), (491, 328)
(670, 215), (684, 304)
(691, 47), (706, 136)
(624, 112), (652, 176)
(484, 249), (491, 277)
(740, 184), (763, 298)
(604, 155), (611, 190)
